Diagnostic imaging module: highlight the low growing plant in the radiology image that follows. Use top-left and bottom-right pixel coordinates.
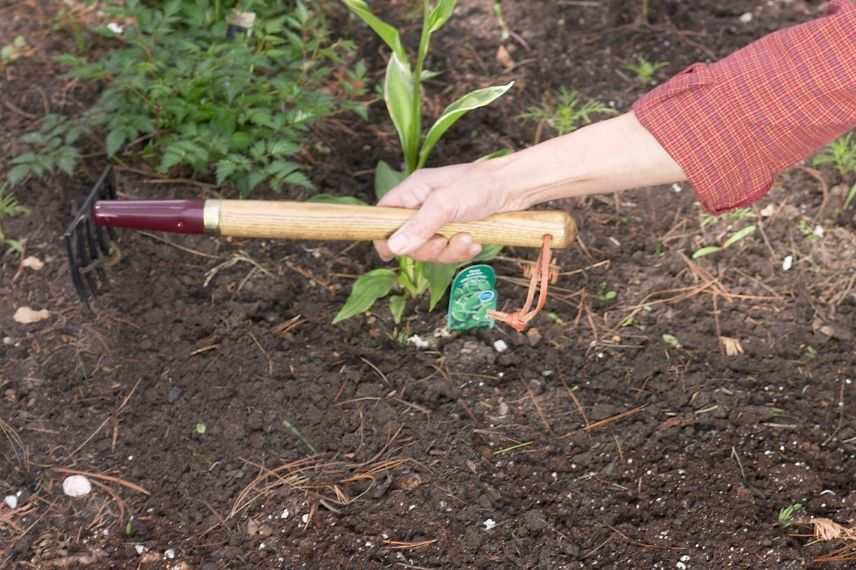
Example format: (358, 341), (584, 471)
(624, 56), (667, 85)
(813, 133), (856, 178)
(518, 88), (616, 139)
(692, 224), (757, 259)
(9, 0), (365, 197)
(0, 186), (30, 255)
(322, 0), (513, 324)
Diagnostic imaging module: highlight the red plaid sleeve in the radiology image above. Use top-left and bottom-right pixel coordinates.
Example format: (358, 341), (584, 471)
(633, 0), (856, 214)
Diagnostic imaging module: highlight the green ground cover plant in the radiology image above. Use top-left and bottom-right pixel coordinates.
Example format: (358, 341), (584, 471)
(8, 0), (364, 197)
(323, 0), (512, 324)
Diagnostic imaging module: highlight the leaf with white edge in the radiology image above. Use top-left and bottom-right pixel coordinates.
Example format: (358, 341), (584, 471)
(375, 160), (406, 200)
(342, 0), (408, 64)
(334, 268), (397, 323)
(692, 246), (722, 259)
(427, 0), (456, 33)
(383, 54), (418, 168)
(723, 225), (756, 249)
(389, 295), (407, 324)
(307, 194), (368, 206)
(418, 82), (513, 168)
(422, 262), (457, 310)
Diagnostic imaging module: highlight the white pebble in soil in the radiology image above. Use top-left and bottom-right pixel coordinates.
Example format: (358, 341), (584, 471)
(493, 340), (508, 353)
(739, 12), (753, 23)
(164, 548), (176, 560)
(3, 495), (18, 509)
(62, 475), (92, 497)
(482, 519), (497, 530)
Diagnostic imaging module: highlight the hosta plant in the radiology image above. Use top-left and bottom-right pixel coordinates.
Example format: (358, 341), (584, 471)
(324, 0), (513, 324)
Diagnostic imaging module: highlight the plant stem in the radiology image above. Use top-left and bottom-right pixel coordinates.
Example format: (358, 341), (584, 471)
(407, 0), (431, 175)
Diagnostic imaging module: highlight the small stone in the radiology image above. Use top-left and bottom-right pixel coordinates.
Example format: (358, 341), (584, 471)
(493, 340), (508, 353)
(3, 495), (17, 509)
(13, 306), (50, 324)
(62, 475), (92, 497)
(739, 12), (753, 23)
(167, 387), (183, 403)
(134, 544), (146, 555)
(20, 256), (44, 271)
(164, 548), (176, 560)
(782, 255), (793, 271)
(2, 337), (13, 346)
(482, 519), (496, 530)
(408, 335), (430, 350)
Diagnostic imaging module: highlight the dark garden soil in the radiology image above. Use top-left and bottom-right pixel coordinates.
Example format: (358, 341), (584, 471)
(2, 1), (856, 568)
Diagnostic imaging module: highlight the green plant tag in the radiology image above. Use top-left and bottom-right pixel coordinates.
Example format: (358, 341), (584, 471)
(448, 264), (497, 331)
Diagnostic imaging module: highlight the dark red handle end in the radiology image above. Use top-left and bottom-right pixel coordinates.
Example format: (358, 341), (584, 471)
(93, 200), (206, 235)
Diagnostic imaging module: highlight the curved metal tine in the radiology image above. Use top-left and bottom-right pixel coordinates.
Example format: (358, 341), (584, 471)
(101, 167), (118, 240)
(90, 203), (112, 259)
(65, 231), (91, 304)
(84, 216), (108, 291)
(76, 216), (99, 298)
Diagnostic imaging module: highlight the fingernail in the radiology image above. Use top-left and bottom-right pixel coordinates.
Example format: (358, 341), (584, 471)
(388, 234), (410, 255)
(459, 234), (473, 247)
(468, 244), (482, 257)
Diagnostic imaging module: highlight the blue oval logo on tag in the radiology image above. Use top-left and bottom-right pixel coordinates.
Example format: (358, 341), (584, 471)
(479, 291), (495, 302)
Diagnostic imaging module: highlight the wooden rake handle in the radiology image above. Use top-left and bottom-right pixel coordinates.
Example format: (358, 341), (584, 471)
(211, 200), (577, 248)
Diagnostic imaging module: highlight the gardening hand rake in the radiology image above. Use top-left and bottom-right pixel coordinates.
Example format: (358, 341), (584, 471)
(64, 165), (577, 311)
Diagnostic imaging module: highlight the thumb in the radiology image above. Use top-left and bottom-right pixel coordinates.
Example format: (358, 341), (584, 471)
(387, 195), (455, 256)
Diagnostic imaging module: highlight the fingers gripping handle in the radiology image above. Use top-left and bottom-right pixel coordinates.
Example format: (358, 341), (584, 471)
(212, 200), (576, 248)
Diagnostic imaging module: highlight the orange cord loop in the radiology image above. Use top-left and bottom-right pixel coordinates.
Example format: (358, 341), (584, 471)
(489, 235), (554, 333)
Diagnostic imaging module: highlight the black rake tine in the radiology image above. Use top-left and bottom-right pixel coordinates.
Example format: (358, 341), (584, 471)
(84, 216), (108, 288)
(63, 164), (115, 304)
(75, 218), (99, 297)
(65, 231), (91, 303)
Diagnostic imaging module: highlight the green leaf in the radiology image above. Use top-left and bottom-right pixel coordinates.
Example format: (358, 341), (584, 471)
(472, 244), (502, 262)
(106, 129), (126, 157)
(723, 225), (757, 249)
(57, 148), (79, 176)
(374, 160), (405, 200)
(307, 194), (368, 206)
(476, 149), (513, 162)
(383, 54), (418, 170)
(334, 268), (397, 323)
(389, 295), (407, 324)
(422, 262), (457, 310)
(215, 160), (236, 185)
(342, 0), (408, 64)
(662, 334), (681, 349)
(692, 246), (722, 259)
(845, 183), (856, 210)
(427, 0), (456, 33)
(7, 164), (30, 186)
(418, 82), (513, 168)
(284, 171), (314, 190)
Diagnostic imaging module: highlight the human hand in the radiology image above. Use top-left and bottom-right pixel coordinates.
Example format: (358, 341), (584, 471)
(374, 161), (521, 264)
